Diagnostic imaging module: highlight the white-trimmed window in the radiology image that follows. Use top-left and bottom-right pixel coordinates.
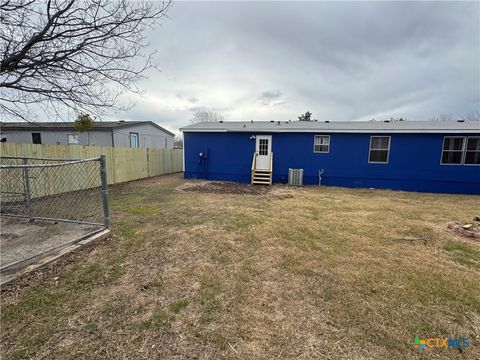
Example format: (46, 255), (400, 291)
(465, 136), (480, 165)
(369, 136), (390, 164)
(314, 135), (330, 153)
(67, 134), (79, 145)
(129, 132), (139, 148)
(441, 136), (465, 165)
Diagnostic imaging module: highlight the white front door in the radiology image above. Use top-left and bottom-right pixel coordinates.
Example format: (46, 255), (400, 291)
(255, 135), (272, 170)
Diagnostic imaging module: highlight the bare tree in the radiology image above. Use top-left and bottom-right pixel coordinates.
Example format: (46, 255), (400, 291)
(191, 110), (224, 123)
(0, 0), (171, 121)
(463, 111), (480, 122)
(430, 113), (455, 122)
(173, 135), (183, 149)
(430, 112), (480, 122)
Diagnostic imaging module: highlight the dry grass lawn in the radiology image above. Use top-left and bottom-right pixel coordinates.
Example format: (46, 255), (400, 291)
(1, 173), (480, 359)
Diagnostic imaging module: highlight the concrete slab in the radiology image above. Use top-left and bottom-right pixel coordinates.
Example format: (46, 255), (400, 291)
(1, 228), (110, 285)
(1, 217), (100, 269)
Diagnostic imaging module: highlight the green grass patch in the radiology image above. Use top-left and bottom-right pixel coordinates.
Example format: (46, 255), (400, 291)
(62, 261), (125, 292)
(1, 290), (63, 323)
(150, 307), (171, 329)
(199, 296), (221, 324)
(141, 306), (172, 330)
(199, 277), (222, 323)
(225, 215), (263, 232)
(127, 206), (157, 216)
(63, 263), (104, 291)
(211, 252), (231, 265)
(106, 262), (126, 284)
(169, 299), (189, 314)
(117, 223), (137, 237)
(278, 225), (325, 252)
(443, 240), (479, 268)
(2, 324), (56, 360)
(7, 349), (29, 360)
(244, 233), (261, 245)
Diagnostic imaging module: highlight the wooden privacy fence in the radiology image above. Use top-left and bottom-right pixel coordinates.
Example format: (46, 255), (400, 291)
(0, 143), (183, 185)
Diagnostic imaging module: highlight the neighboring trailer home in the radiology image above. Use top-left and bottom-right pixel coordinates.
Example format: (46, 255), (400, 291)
(0, 121), (175, 149)
(180, 120), (480, 194)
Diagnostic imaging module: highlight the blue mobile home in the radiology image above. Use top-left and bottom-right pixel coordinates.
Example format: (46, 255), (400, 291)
(180, 120), (480, 194)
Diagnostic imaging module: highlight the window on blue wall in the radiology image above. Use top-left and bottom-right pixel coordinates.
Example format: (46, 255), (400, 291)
(465, 137), (480, 165)
(314, 135), (330, 153)
(441, 136), (465, 164)
(369, 136), (390, 164)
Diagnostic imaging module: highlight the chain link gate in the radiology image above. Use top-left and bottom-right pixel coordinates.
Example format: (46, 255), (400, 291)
(0, 155), (110, 271)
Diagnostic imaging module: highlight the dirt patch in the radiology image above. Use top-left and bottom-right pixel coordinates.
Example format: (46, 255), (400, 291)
(177, 180), (295, 199)
(447, 218), (480, 241)
(177, 180), (272, 195)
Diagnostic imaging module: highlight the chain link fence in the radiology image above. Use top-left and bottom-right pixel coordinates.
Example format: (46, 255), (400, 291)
(1, 156), (109, 271)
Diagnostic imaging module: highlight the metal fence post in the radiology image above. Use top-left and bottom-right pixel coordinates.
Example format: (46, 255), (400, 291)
(100, 155), (110, 228)
(22, 158), (33, 221)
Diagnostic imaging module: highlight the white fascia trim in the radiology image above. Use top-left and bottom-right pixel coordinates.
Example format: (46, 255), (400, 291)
(181, 129), (480, 134)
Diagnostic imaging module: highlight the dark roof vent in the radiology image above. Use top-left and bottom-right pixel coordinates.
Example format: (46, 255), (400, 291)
(270, 120), (274, 123)
(219, 120), (223, 123)
(384, 120), (390, 123)
(325, 120), (330, 123)
(457, 119), (465, 122)
(277, 121), (280, 125)
(243, 124), (246, 128)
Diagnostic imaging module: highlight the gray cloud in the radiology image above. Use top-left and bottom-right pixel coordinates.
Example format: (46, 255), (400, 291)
(258, 89), (287, 106)
(105, 1), (479, 128)
(176, 94), (199, 103)
(261, 90), (282, 99)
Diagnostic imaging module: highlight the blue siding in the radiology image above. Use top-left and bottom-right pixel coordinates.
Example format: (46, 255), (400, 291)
(183, 132), (480, 194)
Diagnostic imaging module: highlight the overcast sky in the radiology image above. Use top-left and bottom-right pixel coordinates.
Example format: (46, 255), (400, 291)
(107, 1), (480, 133)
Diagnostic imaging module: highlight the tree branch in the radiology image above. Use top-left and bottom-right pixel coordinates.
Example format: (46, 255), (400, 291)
(0, 0), (171, 121)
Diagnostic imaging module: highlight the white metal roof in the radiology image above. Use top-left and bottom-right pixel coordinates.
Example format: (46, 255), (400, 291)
(180, 120), (480, 134)
(1, 120), (175, 136)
